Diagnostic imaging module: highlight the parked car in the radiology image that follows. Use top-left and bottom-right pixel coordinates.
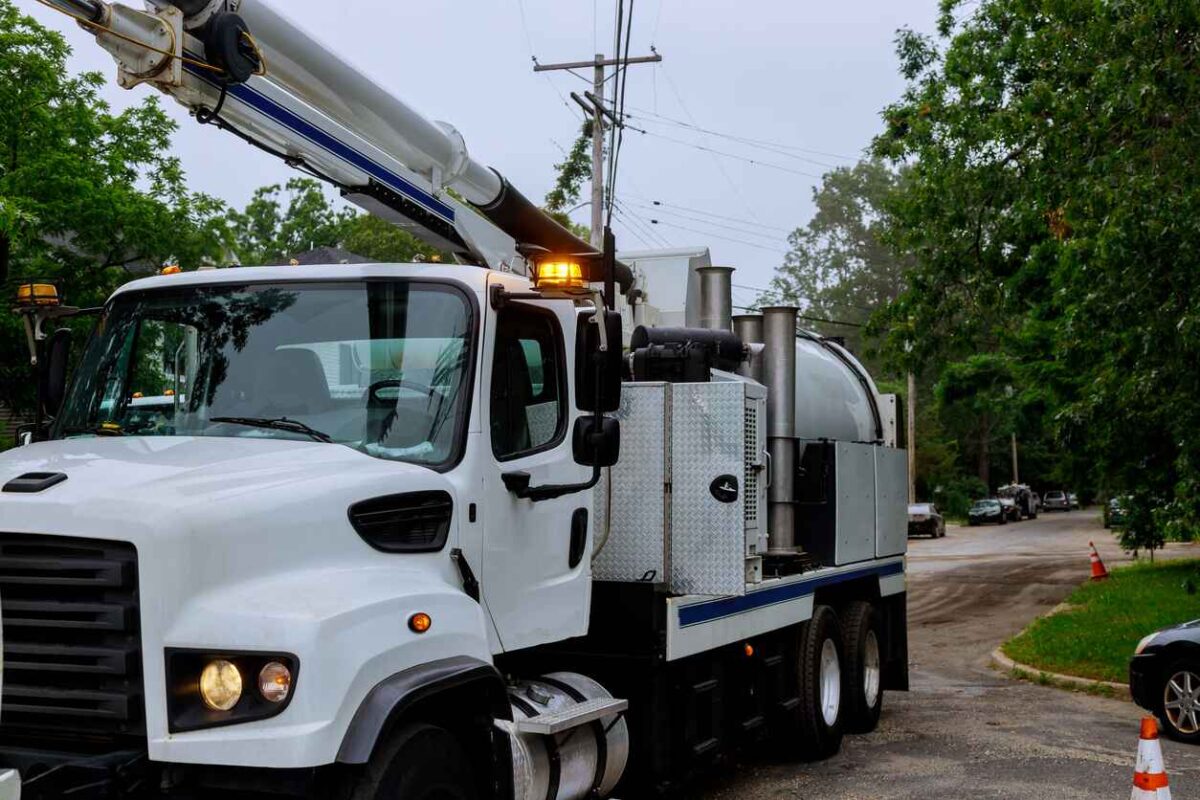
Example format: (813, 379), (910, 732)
(998, 483), (1038, 519)
(908, 503), (946, 538)
(1104, 496), (1128, 528)
(968, 499), (1007, 526)
(1043, 490), (1070, 512)
(1130, 620), (1200, 743)
(998, 497), (1022, 523)
(1068, 492), (1081, 510)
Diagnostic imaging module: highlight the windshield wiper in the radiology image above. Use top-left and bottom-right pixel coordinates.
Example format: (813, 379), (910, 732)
(210, 417), (335, 444)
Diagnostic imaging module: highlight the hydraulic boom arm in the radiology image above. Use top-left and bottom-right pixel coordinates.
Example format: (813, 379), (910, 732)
(40, 0), (631, 287)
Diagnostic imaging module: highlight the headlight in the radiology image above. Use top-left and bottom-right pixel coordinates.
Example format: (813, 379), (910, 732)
(167, 650), (299, 733)
(1135, 633), (1159, 655)
(200, 660), (243, 711)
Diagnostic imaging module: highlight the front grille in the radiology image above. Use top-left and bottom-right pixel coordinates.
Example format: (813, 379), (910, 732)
(0, 534), (145, 748)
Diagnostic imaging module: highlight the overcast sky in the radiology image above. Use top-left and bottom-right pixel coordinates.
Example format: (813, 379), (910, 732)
(24, 0), (937, 304)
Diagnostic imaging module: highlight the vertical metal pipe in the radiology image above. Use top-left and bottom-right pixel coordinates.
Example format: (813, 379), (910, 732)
(732, 314), (765, 384)
(697, 266), (734, 332)
(762, 307), (798, 438)
(762, 307), (800, 555)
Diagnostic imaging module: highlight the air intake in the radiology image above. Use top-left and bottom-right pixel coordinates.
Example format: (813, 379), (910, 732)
(0, 534), (145, 748)
(349, 492), (454, 553)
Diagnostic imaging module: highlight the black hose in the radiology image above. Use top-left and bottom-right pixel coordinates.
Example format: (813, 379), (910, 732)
(49, 0), (103, 21)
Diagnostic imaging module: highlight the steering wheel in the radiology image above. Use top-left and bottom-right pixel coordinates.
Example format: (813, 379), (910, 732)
(367, 379), (438, 444)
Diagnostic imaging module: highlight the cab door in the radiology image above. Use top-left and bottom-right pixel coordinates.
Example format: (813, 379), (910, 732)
(479, 275), (592, 652)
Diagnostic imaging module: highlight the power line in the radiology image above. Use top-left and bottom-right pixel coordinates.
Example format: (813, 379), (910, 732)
(513, 0), (583, 121)
(638, 206), (788, 244)
(625, 198), (793, 234)
(647, 219), (788, 254)
(627, 124), (826, 179)
(628, 113), (846, 170)
(658, 65), (764, 226)
(730, 305), (866, 328)
(731, 282), (876, 316)
(613, 200), (673, 247)
(627, 106), (860, 162)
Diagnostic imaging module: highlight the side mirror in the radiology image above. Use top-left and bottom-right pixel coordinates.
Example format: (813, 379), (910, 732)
(41, 328), (73, 415)
(576, 310), (623, 413)
(572, 416), (620, 468)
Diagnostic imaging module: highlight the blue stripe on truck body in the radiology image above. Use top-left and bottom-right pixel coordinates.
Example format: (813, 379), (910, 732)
(183, 60), (456, 223)
(678, 561), (904, 628)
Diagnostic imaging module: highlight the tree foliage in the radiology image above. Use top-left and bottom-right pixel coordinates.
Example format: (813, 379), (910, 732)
(0, 0), (229, 413)
(874, 0), (1200, 534)
(544, 122), (594, 242)
(763, 160), (912, 359)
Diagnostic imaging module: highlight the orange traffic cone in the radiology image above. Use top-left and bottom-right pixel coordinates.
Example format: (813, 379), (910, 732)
(1089, 541), (1109, 581)
(1132, 716), (1172, 799)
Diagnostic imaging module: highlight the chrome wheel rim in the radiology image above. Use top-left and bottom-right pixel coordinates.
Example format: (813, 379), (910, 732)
(863, 630), (881, 709)
(1164, 670), (1200, 735)
(819, 638), (841, 727)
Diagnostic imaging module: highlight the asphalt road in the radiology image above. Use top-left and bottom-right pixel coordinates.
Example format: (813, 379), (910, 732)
(703, 509), (1200, 799)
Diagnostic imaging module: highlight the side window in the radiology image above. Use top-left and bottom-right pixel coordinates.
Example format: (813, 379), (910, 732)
(491, 306), (566, 460)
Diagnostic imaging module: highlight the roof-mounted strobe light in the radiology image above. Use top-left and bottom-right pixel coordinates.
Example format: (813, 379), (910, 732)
(532, 260), (587, 293)
(15, 283), (62, 308)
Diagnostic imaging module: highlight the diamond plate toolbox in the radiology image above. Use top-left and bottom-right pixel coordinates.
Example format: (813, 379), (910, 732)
(593, 384), (669, 583)
(594, 381), (755, 596)
(669, 382), (748, 596)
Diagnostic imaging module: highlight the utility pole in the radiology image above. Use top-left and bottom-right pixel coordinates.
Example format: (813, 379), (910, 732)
(1011, 433), (1020, 485)
(907, 371), (917, 504)
(534, 51), (662, 247)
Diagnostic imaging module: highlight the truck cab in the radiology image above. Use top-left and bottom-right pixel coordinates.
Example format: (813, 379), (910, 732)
(0, 263), (612, 797)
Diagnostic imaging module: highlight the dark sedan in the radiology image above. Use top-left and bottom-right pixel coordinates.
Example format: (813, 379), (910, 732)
(968, 499), (1006, 526)
(1130, 620), (1200, 743)
(908, 503), (946, 538)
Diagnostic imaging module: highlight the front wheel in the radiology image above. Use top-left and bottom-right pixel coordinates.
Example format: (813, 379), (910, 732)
(841, 601), (884, 733)
(340, 723), (479, 800)
(1158, 662), (1200, 744)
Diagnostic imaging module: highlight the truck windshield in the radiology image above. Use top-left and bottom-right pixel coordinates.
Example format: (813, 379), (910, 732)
(56, 280), (474, 468)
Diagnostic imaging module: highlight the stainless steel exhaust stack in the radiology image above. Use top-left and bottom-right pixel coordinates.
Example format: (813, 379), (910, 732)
(697, 266), (734, 332)
(762, 306), (799, 555)
(732, 314), (765, 384)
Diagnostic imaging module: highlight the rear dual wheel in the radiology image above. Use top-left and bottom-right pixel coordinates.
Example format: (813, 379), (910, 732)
(841, 601), (884, 734)
(781, 601), (886, 760)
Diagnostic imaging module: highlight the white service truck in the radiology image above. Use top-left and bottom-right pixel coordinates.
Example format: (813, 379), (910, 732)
(0, 3), (909, 798)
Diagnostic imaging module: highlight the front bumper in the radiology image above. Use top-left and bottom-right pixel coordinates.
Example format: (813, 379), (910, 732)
(0, 769), (19, 800)
(1129, 653), (1158, 710)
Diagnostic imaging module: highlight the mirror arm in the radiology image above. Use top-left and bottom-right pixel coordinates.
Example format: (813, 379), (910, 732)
(502, 464), (603, 503)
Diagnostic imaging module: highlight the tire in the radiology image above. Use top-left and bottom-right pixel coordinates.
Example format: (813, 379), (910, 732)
(841, 601), (884, 734)
(1156, 661), (1200, 744)
(789, 605), (846, 761)
(340, 723), (479, 800)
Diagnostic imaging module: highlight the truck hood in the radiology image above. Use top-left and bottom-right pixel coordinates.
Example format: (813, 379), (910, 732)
(0, 436), (411, 506)
(0, 436), (461, 625)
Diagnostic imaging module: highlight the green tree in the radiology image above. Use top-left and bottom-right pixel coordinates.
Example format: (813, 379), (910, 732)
(762, 160), (912, 359)
(874, 0), (1200, 536)
(341, 215), (442, 263)
(226, 178), (355, 264)
(544, 122), (593, 242)
(0, 0), (228, 414)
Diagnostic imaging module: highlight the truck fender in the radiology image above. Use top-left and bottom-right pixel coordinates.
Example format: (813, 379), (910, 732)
(336, 655), (510, 765)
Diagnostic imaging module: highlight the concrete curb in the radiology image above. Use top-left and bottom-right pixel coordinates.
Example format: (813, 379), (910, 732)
(990, 648), (1131, 698)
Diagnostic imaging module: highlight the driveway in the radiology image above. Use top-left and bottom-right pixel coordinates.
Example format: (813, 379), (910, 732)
(703, 509), (1200, 799)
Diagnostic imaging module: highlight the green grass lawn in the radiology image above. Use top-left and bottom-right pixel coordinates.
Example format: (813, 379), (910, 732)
(1002, 559), (1200, 683)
